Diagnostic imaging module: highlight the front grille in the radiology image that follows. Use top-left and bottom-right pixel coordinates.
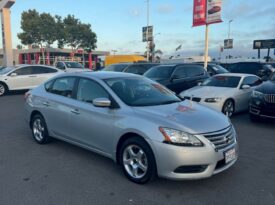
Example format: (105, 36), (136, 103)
(184, 96), (201, 102)
(264, 94), (275, 103)
(203, 126), (235, 151)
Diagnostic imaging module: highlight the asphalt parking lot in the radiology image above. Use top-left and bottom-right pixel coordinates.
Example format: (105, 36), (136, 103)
(0, 92), (275, 205)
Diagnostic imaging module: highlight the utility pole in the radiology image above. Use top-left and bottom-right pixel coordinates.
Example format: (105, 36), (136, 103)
(203, 24), (209, 69)
(227, 20), (233, 59)
(146, 0), (150, 61)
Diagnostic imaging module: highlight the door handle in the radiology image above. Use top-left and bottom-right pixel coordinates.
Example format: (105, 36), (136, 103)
(43, 102), (50, 107)
(29, 75), (37, 77)
(71, 109), (80, 115)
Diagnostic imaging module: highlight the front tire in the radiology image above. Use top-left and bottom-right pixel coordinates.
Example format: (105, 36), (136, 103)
(0, 83), (8, 97)
(31, 114), (51, 144)
(222, 99), (235, 117)
(119, 137), (157, 184)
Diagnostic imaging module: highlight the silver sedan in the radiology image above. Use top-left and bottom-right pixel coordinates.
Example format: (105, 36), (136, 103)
(180, 73), (262, 117)
(25, 72), (238, 184)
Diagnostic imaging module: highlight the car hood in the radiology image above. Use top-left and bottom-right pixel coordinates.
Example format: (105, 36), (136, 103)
(133, 101), (230, 134)
(255, 80), (275, 94)
(180, 86), (234, 98)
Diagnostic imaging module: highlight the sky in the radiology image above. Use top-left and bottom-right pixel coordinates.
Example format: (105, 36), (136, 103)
(4, 0), (275, 58)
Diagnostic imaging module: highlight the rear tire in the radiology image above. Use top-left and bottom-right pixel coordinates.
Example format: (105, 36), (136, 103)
(0, 83), (8, 97)
(31, 114), (51, 144)
(222, 99), (235, 117)
(119, 136), (157, 184)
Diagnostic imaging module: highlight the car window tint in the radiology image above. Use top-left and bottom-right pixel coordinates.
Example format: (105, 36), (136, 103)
(125, 65), (147, 75)
(45, 80), (54, 92)
(173, 66), (186, 78)
(13, 67), (33, 75)
(77, 79), (109, 103)
(56, 62), (64, 69)
(242, 76), (262, 87)
(32, 66), (57, 74)
(50, 77), (76, 98)
(177, 65), (205, 78)
(145, 66), (174, 79)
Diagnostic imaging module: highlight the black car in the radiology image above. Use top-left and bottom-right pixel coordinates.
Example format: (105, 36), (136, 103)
(225, 62), (273, 79)
(144, 64), (209, 94)
(103, 63), (132, 72)
(195, 63), (229, 76)
(249, 72), (275, 121)
(103, 63), (158, 75)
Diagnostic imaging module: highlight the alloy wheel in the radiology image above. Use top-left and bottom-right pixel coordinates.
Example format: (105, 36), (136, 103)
(32, 118), (45, 142)
(224, 101), (234, 117)
(0, 84), (5, 96)
(122, 145), (148, 179)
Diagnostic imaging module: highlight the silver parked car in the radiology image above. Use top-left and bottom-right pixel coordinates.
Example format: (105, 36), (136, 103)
(180, 73), (262, 117)
(25, 72), (238, 184)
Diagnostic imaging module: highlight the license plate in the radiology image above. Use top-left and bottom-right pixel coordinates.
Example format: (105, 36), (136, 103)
(225, 148), (236, 164)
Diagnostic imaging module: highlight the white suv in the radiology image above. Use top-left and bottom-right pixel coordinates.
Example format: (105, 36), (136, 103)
(56, 61), (88, 73)
(0, 65), (62, 96)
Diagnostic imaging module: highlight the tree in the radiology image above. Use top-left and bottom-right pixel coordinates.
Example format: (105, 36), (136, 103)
(17, 9), (40, 46)
(16, 44), (23, 50)
(63, 15), (97, 53)
(18, 10), (58, 64)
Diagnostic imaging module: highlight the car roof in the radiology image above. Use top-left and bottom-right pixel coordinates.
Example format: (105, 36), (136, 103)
(154, 63), (202, 67)
(60, 71), (141, 80)
(215, 73), (258, 77)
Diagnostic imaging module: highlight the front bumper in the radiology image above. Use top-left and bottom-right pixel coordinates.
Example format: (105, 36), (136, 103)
(250, 98), (275, 119)
(152, 135), (238, 180)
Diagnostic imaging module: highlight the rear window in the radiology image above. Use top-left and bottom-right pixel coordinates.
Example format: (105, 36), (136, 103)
(144, 66), (174, 79)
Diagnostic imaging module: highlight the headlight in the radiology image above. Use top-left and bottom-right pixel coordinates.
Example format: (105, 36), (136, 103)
(252, 90), (264, 98)
(159, 127), (203, 147)
(205, 97), (222, 103)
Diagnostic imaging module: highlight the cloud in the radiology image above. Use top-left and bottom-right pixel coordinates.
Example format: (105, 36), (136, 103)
(157, 4), (174, 14)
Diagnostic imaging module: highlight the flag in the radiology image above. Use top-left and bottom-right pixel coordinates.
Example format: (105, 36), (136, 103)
(175, 45), (182, 51)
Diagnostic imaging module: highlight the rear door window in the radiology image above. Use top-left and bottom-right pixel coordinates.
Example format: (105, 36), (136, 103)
(48, 77), (76, 98)
(182, 65), (205, 77)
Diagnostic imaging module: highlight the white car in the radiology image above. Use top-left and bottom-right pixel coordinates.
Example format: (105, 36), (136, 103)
(0, 65), (62, 96)
(179, 73), (263, 117)
(56, 61), (88, 73)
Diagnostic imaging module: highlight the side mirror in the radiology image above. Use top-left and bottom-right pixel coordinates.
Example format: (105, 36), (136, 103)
(197, 82), (202, 86)
(93, 98), (111, 107)
(10, 73), (17, 77)
(241, 84), (251, 90)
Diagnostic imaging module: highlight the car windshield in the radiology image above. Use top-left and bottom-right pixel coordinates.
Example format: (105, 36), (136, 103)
(212, 65), (229, 74)
(105, 77), (181, 106)
(144, 65), (174, 79)
(202, 76), (241, 88)
(65, 62), (83, 68)
(0, 67), (14, 75)
(104, 64), (130, 72)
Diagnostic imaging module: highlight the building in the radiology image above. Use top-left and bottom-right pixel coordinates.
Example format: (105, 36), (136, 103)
(0, 48), (109, 68)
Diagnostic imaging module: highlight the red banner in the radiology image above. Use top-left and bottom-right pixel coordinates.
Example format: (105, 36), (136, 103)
(193, 0), (206, 27)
